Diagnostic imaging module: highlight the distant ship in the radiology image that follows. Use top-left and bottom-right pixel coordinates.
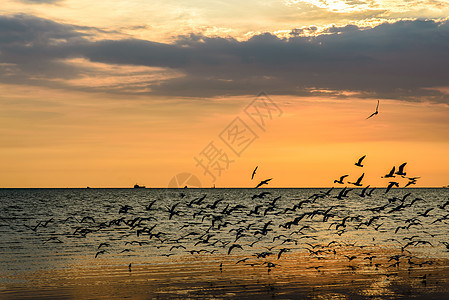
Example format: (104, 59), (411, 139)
(133, 184), (146, 189)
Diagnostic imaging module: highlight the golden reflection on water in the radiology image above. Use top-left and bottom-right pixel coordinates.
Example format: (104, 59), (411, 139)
(2, 244), (449, 299)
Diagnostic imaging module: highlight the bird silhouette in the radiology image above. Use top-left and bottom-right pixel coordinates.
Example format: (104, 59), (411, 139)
(334, 175), (348, 184)
(255, 178), (272, 188)
(228, 244), (243, 255)
(382, 166), (396, 178)
(251, 192), (271, 200)
(95, 250), (106, 258)
(395, 163), (407, 176)
(98, 242), (110, 249)
(166, 203), (180, 220)
(386, 181), (399, 193)
(348, 173), (364, 187)
(366, 100), (379, 119)
(358, 185), (370, 197)
(251, 166), (258, 180)
(405, 178), (418, 187)
(355, 155), (366, 167)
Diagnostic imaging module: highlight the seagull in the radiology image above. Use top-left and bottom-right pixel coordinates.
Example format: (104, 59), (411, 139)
(95, 250), (106, 258)
(251, 192), (271, 200)
(348, 173), (364, 187)
(98, 242), (110, 249)
(334, 175), (348, 184)
(251, 166), (258, 180)
(277, 248), (290, 259)
(395, 163), (407, 176)
(355, 155), (366, 167)
(382, 166), (396, 178)
(366, 100), (379, 119)
(386, 181), (399, 193)
(359, 185), (370, 197)
(255, 178), (272, 188)
(405, 178), (417, 188)
(228, 244), (243, 255)
(366, 187), (376, 197)
(166, 203), (180, 220)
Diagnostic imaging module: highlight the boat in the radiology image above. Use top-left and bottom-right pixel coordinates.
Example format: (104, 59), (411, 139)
(133, 184), (146, 189)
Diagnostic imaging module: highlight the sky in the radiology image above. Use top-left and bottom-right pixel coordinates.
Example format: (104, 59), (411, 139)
(0, 0), (448, 188)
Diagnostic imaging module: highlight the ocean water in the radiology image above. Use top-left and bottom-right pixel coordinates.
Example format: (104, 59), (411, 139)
(0, 187), (448, 298)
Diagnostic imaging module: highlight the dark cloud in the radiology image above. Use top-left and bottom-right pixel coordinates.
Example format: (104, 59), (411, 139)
(0, 14), (93, 86)
(1, 14), (449, 102)
(290, 26), (318, 37)
(323, 24), (361, 34)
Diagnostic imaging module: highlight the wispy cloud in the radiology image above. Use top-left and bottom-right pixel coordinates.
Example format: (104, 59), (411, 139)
(15, 0), (63, 4)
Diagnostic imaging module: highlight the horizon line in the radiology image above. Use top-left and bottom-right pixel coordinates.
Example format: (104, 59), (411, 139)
(0, 186), (447, 189)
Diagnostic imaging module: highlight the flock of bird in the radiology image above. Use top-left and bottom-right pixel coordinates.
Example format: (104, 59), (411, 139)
(10, 156), (448, 281)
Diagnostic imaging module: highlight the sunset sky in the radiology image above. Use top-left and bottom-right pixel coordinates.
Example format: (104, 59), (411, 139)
(1, 0), (448, 188)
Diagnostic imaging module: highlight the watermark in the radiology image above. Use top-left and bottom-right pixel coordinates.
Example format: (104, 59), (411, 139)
(244, 92), (283, 131)
(168, 92), (282, 187)
(167, 172), (202, 188)
(218, 117), (258, 156)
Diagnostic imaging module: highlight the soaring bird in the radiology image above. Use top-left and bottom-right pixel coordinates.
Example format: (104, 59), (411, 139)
(95, 250), (106, 258)
(386, 181), (399, 193)
(355, 155), (366, 167)
(251, 166), (258, 180)
(366, 187), (376, 197)
(366, 100), (379, 119)
(334, 187), (352, 200)
(277, 248), (290, 259)
(359, 185), (370, 197)
(395, 163), (407, 176)
(98, 242), (110, 249)
(348, 173), (364, 187)
(255, 178), (272, 188)
(251, 192), (271, 200)
(382, 166), (396, 178)
(334, 175), (348, 184)
(228, 244), (243, 255)
(166, 203), (180, 220)
(405, 178), (418, 188)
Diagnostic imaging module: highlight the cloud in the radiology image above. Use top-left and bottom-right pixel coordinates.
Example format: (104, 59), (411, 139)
(15, 0), (63, 4)
(1, 14), (449, 102)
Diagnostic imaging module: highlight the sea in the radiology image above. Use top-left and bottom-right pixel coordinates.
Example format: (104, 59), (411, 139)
(0, 188), (448, 299)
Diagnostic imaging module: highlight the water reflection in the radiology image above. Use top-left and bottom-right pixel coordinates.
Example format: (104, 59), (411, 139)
(0, 188), (448, 298)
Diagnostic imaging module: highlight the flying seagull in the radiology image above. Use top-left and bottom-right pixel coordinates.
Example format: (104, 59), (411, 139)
(334, 175), (348, 184)
(355, 155), (366, 167)
(382, 166), (396, 178)
(348, 173), (365, 187)
(395, 162), (407, 176)
(386, 181), (399, 193)
(255, 178), (272, 188)
(251, 166), (258, 180)
(366, 100), (379, 119)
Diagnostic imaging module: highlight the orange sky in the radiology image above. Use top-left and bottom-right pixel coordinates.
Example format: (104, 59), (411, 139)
(0, 1), (448, 188)
(1, 85), (448, 188)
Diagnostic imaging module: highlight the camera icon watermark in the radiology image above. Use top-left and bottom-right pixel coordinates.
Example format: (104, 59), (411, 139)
(167, 172), (202, 188)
